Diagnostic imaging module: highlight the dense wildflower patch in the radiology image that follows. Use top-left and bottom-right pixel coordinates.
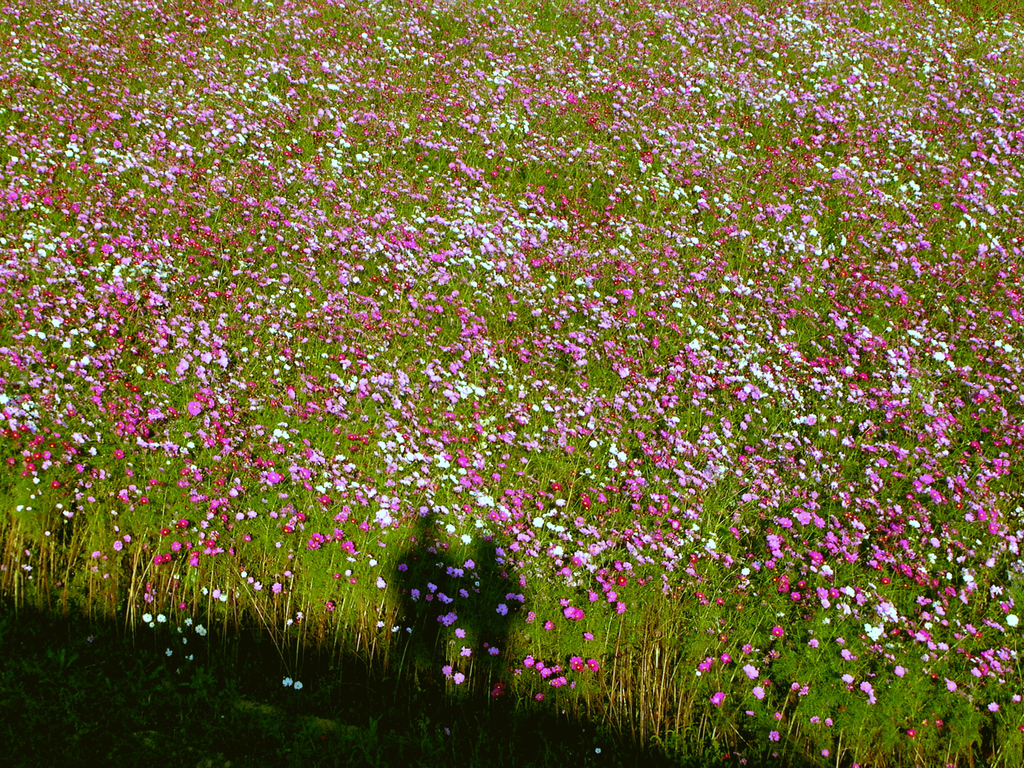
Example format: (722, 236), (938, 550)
(2, 0), (1023, 764)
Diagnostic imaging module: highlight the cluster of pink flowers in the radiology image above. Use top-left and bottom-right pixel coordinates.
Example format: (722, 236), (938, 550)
(1, 0), (1022, 763)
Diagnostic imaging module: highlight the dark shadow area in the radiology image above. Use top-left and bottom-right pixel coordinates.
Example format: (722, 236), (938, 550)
(391, 510), (520, 701)
(0, 598), (736, 768)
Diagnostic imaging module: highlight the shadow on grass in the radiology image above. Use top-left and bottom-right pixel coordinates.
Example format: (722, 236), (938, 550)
(393, 510), (518, 700)
(0, 599), (756, 768)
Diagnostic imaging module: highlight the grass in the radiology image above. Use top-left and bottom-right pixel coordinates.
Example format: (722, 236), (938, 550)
(0, 602), (687, 768)
(2, 0), (1024, 765)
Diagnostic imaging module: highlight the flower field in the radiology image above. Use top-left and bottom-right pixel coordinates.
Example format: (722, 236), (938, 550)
(2, 0), (1024, 764)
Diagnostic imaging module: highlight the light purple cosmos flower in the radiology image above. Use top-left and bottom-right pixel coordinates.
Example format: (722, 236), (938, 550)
(860, 681), (876, 704)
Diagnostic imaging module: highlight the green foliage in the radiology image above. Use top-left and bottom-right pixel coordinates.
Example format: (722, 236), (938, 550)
(0, 603), (679, 768)
(2, 0), (1024, 765)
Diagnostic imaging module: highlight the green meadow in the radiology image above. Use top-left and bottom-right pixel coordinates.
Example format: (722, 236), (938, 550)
(2, 0), (1024, 765)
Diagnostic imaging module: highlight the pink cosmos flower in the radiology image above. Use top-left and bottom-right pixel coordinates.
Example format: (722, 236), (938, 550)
(860, 681), (876, 704)
(710, 692), (725, 706)
(187, 401), (202, 416)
